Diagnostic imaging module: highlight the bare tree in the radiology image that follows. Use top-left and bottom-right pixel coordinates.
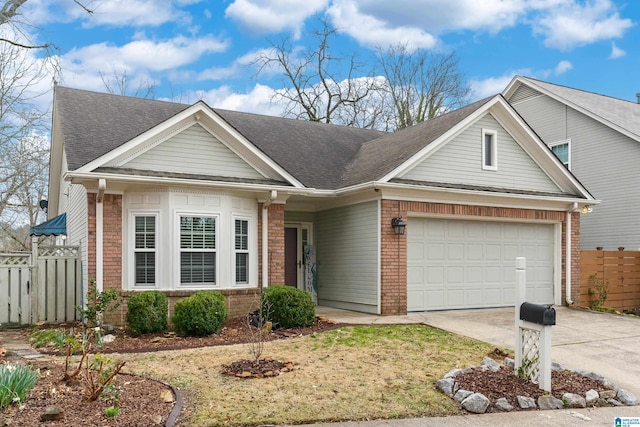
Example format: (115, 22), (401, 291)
(0, 0), (93, 50)
(377, 44), (470, 130)
(0, 37), (51, 250)
(255, 18), (388, 129)
(99, 69), (156, 98)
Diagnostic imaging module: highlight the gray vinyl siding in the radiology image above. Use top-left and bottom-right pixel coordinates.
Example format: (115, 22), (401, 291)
(64, 182), (88, 301)
(510, 95), (568, 143)
(284, 212), (316, 223)
(401, 113), (561, 193)
(123, 124), (264, 179)
(316, 201), (379, 313)
(513, 92), (640, 249)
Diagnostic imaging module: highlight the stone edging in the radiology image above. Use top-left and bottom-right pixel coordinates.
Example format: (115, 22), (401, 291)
(436, 357), (639, 414)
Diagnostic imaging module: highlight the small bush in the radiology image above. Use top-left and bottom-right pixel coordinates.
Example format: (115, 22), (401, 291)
(126, 291), (168, 336)
(262, 286), (315, 328)
(172, 291), (228, 337)
(0, 364), (39, 409)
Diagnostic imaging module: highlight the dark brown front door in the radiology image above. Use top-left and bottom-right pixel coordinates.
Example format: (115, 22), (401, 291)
(284, 227), (298, 287)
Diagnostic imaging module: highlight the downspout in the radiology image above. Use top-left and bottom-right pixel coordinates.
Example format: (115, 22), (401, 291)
(262, 190), (277, 289)
(565, 202), (577, 305)
(96, 179), (106, 293)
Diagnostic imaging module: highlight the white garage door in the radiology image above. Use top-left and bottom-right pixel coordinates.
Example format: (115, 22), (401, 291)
(407, 218), (555, 311)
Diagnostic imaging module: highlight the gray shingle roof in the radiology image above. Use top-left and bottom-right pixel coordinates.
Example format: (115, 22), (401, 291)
(55, 86), (190, 170)
(341, 97), (493, 187)
(54, 86), (492, 190)
(516, 77), (640, 140)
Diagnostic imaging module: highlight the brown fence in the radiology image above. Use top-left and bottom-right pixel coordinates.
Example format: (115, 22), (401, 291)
(580, 250), (640, 311)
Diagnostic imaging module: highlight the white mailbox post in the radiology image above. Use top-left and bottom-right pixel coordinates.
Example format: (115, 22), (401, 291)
(514, 257), (554, 392)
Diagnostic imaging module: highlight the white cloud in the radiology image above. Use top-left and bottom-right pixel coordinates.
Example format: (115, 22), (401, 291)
(25, 0), (192, 27)
(63, 35), (228, 73)
(554, 60), (573, 75)
(327, 1), (437, 50)
(609, 42), (626, 59)
(192, 84), (286, 116)
(197, 49), (266, 81)
(337, 0), (526, 35)
(225, 0), (329, 37)
(469, 73), (521, 100)
(534, 0), (632, 50)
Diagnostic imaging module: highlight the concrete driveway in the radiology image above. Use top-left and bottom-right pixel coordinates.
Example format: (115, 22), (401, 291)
(317, 306), (640, 398)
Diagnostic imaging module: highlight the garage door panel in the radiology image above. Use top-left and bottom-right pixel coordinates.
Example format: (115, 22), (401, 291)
(446, 289), (464, 307)
(407, 218), (555, 311)
(447, 267), (464, 283)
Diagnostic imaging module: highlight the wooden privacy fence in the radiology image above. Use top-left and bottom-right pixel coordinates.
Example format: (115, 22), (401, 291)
(0, 245), (81, 325)
(580, 250), (640, 311)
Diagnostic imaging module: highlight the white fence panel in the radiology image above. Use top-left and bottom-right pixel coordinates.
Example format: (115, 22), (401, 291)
(0, 247), (80, 325)
(0, 254), (31, 325)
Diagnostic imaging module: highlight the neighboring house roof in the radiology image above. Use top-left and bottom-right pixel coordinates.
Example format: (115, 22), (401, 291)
(504, 76), (640, 142)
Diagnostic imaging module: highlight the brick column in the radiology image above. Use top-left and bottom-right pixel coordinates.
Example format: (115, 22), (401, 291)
(380, 200), (407, 315)
(267, 203), (285, 285)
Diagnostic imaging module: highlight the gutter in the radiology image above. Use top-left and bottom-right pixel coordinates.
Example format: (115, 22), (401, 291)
(96, 179), (106, 293)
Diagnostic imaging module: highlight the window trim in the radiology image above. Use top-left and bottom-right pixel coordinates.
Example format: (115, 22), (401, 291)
(481, 128), (498, 171)
(233, 216), (251, 285)
(176, 213), (219, 288)
(129, 211), (160, 289)
(549, 138), (571, 169)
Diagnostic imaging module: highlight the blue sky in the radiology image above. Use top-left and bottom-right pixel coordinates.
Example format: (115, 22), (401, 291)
(19, 0), (640, 116)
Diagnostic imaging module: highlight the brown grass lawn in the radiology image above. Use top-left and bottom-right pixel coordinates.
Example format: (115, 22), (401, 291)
(116, 325), (495, 426)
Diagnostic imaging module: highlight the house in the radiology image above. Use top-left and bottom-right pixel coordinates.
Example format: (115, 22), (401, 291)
(46, 86), (595, 325)
(504, 76), (640, 250)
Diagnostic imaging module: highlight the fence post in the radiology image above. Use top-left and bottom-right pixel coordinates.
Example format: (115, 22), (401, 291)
(30, 236), (39, 324)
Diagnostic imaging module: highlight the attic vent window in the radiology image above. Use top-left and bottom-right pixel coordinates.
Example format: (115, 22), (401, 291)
(482, 129), (497, 171)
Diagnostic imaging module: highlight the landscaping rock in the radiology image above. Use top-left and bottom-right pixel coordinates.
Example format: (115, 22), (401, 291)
(152, 415), (163, 425)
(551, 362), (564, 371)
(599, 390), (617, 400)
(562, 392), (586, 408)
(494, 397), (514, 412)
(481, 357), (500, 372)
(461, 393), (490, 414)
(617, 389), (639, 406)
(538, 395), (564, 410)
(40, 406), (64, 422)
(102, 334), (116, 344)
(517, 395), (536, 409)
(504, 357), (514, 368)
(585, 389), (599, 405)
(453, 389), (473, 403)
(607, 398), (623, 406)
(436, 378), (455, 397)
(444, 368), (463, 379)
(160, 389), (174, 403)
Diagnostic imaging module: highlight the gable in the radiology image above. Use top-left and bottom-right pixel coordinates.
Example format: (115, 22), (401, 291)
(508, 89), (568, 144)
(399, 112), (562, 193)
(110, 123), (265, 180)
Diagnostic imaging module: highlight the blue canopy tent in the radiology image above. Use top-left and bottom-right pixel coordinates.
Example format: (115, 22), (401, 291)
(30, 213), (67, 236)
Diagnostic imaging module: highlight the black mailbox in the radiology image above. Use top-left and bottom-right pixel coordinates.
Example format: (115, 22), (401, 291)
(519, 302), (556, 326)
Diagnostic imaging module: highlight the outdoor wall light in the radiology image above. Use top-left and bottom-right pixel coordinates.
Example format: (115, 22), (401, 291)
(581, 205), (593, 214)
(391, 217), (407, 235)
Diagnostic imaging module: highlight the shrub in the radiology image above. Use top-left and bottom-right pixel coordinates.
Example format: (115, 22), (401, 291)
(262, 286), (315, 328)
(172, 291), (228, 337)
(0, 364), (39, 409)
(126, 291), (168, 336)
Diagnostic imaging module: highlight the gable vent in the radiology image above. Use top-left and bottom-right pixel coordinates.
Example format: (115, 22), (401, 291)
(509, 85), (543, 104)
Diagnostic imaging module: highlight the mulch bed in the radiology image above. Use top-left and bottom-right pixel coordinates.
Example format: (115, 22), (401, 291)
(454, 365), (613, 411)
(0, 360), (174, 427)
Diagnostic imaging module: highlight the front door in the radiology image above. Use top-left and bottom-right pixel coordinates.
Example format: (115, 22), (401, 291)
(284, 227), (298, 287)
